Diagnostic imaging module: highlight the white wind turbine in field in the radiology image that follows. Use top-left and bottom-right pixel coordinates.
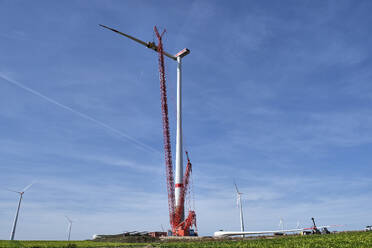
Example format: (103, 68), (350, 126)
(65, 216), (73, 241)
(6, 182), (34, 240)
(234, 182), (245, 237)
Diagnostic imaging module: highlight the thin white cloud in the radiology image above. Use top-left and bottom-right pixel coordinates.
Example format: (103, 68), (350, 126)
(0, 72), (159, 154)
(82, 155), (163, 174)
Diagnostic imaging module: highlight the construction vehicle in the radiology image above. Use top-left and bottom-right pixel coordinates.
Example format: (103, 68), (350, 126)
(311, 217), (322, 234)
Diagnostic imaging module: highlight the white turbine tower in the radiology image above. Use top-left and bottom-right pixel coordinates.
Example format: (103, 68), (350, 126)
(234, 182), (245, 237)
(65, 216), (73, 241)
(279, 218), (284, 232)
(7, 183), (34, 240)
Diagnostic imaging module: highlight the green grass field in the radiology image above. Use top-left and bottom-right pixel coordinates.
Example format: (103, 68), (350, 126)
(0, 240), (144, 248)
(1, 231), (371, 248)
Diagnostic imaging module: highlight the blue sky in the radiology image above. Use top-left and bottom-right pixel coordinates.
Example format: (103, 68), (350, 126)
(1, 0), (372, 240)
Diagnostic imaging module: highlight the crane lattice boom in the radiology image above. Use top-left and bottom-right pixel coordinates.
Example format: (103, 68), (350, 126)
(154, 27), (176, 226)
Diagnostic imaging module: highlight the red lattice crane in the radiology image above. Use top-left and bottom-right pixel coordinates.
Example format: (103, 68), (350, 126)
(154, 27), (197, 236)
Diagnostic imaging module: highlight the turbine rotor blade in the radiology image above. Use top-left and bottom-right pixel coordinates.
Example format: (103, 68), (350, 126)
(22, 182), (34, 193)
(99, 24), (177, 60)
(4, 188), (21, 194)
(99, 24), (149, 47)
(233, 181), (240, 194)
(65, 215), (72, 223)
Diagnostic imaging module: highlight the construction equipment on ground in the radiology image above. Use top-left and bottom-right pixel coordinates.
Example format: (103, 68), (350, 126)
(311, 217), (321, 234)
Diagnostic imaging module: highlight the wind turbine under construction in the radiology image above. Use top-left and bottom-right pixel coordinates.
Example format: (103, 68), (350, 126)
(100, 24), (196, 236)
(6, 183), (34, 240)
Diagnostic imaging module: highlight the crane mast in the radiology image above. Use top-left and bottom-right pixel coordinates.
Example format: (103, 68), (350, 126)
(154, 27), (176, 226)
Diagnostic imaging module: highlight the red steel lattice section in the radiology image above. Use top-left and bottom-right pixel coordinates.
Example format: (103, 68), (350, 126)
(154, 26), (176, 227)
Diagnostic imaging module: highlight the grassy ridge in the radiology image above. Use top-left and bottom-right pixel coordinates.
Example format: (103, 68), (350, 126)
(159, 232), (372, 248)
(0, 231), (371, 248)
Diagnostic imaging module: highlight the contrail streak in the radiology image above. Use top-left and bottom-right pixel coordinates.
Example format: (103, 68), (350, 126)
(0, 73), (160, 154)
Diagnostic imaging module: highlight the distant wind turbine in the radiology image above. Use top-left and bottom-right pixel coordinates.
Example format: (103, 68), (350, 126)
(234, 182), (245, 237)
(279, 218), (284, 232)
(65, 216), (73, 241)
(7, 182), (34, 240)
